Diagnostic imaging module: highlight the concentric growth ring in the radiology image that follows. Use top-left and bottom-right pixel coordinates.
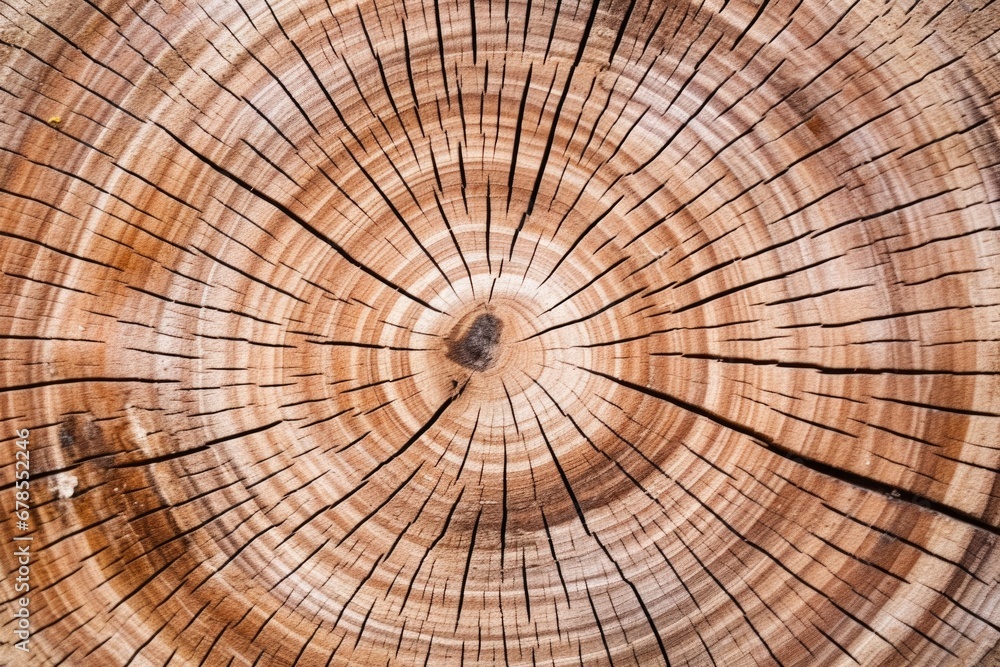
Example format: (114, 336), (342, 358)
(0, 0), (998, 665)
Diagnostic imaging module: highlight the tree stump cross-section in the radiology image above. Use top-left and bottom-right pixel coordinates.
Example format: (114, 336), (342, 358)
(1, 0), (999, 664)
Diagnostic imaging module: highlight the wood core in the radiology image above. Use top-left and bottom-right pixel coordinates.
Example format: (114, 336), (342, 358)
(447, 313), (503, 371)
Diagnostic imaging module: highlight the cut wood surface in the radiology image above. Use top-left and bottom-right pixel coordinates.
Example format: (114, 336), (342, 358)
(1, 0), (999, 664)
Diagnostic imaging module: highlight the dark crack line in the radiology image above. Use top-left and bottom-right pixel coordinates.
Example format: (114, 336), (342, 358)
(155, 123), (443, 314)
(576, 365), (1000, 536)
(361, 379), (469, 482)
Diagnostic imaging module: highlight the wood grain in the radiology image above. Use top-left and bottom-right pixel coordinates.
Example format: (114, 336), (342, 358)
(1, 0), (999, 664)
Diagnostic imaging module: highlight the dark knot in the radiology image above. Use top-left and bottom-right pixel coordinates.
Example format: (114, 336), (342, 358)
(447, 313), (502, 371)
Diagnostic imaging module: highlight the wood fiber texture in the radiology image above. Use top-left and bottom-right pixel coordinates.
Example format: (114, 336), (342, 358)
(1, 0), (999, 664)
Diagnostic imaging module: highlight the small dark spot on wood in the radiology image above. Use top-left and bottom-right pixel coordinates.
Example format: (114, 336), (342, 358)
(59, 415), (125, 463)
(447, 313), (502, 371)
(59, 423), (75, 448)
